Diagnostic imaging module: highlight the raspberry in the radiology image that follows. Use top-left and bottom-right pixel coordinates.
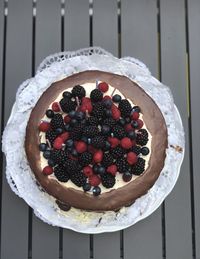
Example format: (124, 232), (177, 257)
(42, 166), (53, 175)
(75, 141), (87, 153)
(90, 89), (103, 102)
(111, 104), (121, 120)
(93, 150), (103, 163)
(107, 164), (117, 176)
(64, 115), (71, 123)
(53, 137), (63, 149)
(125, 123), (133, 132)
(98, 82), (109, 92)
(108, 137), (120, 148)
(103, 95), (112, 100)
(131, 112), (139, 120)
(83, 166), (93, 177)
(89, 175), (101, 186)
(54, 166), (69, 182)
(121, 137), (132, 149)
(52, 102), (60, 112)
(39, 121), (50, 132)
(60, 132), (69, 142)
(137, 119), (144, 129)
(127, 152), (138, 165)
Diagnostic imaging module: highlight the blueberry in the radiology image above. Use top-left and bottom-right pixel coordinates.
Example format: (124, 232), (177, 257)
(68, 110), (76, 118)
(48, 159), (56, 167)
(64, 124), (72, 132)
(55, 128), (63, 134)
(112, 94), (121, 103)
(103, 99), (112, 108)
(125, 117), (131, 123)
(67, 147), (73, 152)
(131, 121), (138, 129)
(101, 125), (110, 135)
(118, 118), (126, 126)
(104, 109), (112, 118)
(70, 118), (78, 126)
(122, 171), (132, 182)
(141, 147), (149, 156)
(102, 141), (111, 151)
(81, 136), (88, 143)
(83, 183), (91, 192)
(71, 149), (78, 157)
(76, 111), (85, 121)
(43, 150), (51, 159)
(46, 109), (54, 118)
(93, 186), (101, 196)
(132, 106), (141, 113)
(93, 164), (99, 174)
(97, 166), (105, 175)
(127, 131), (136, 140)
(39, 143), (47, 152)
(66, 139), (73, 147)
(62, 91), (72, 98)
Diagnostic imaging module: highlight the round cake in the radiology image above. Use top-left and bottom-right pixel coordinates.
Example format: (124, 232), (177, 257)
(25, 70), (167, 211)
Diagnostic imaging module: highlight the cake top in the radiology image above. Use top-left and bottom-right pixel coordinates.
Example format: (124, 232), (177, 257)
(38, 81), (151, 196)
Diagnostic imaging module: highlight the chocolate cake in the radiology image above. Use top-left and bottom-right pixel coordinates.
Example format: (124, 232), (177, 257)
(25, 70), (167, 211)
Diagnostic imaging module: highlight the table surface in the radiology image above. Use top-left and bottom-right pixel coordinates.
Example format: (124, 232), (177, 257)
(0, 0), (200, 259)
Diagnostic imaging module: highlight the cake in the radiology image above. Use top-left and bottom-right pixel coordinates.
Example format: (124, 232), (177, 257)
(25, 70), (167, 211)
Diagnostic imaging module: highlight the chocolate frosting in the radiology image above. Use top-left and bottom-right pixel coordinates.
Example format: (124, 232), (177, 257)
(25, 71), (168, 211)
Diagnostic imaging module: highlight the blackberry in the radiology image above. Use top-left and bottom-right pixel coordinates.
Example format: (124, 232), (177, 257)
(101, 173), (116, 188)
(103, 118), (116, 128)
(86, 116), (99, 126)
(64, 159), (82, 173)
(111, 146), (125, 158)
(131, 157), (145, 175)
(131, 145), (141, 155)
(112, 125), (126, 139)
(92, 102), (104, 119)
(54, 166), (70, 182)
(70, 123), (84, 140)
(70, 171), (87, 187)
(118, 99), (132, 117)
(60, 98), (76, 113)
(46, 130), (57, 145)
(83, 125), (99, 137)
(116, 158), (129, 173)
(71, 85), (86, 99)
(90, 89), (103, 102)
(136, 129), (148, 146)
(79, 152), (93, 166)
(91, 136), (106, 149)
(101, 153), (114, 168)
(50, 114), (64, 130)
(50, 150), (69, 165)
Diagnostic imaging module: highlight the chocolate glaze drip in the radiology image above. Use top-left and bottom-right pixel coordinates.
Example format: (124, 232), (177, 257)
(25, 71), (168, 211)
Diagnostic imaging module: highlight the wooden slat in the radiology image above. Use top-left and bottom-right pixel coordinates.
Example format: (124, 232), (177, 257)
(92, 1), (121, 259)
(65, 0), (89, 50)
(122, 1), (163, 258)
(93, 0), (118, 56)
(63, 1), (90, 258)
(31, 1), (61, 258)
(188, 0), (200, 257)
(1, 1), (32, 258)
(0, 0), (3, 127)
(160, 0), (193, 258)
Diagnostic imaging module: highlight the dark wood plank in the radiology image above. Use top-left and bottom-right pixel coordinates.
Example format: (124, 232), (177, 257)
(160, 0), (193, 258)
(31, 1), (61, 258)
(92, 1), (121, 259)
(1, 1), (32, 258)
(121, 1), (163, 258)
(63, 1), (90, 258)
(0, 0), (3, 126)
(187, 0), (200, 257)
(65, 0), (89, 50)
(93, 0), (118, 56)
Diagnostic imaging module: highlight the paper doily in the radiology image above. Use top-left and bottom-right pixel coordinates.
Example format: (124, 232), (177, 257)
(2, 47), (184, 233)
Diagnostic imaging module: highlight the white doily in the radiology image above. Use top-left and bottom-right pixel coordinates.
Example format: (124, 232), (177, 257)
(2, 47), (184, 233)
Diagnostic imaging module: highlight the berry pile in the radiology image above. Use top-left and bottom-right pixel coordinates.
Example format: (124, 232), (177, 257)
(38, 82), (150, 196)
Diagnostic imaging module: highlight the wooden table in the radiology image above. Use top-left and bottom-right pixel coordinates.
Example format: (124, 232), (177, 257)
(0, 0), (199, 258)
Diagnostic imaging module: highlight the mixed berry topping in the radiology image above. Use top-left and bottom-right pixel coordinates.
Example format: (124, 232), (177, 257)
(38, 82), (150, 196)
